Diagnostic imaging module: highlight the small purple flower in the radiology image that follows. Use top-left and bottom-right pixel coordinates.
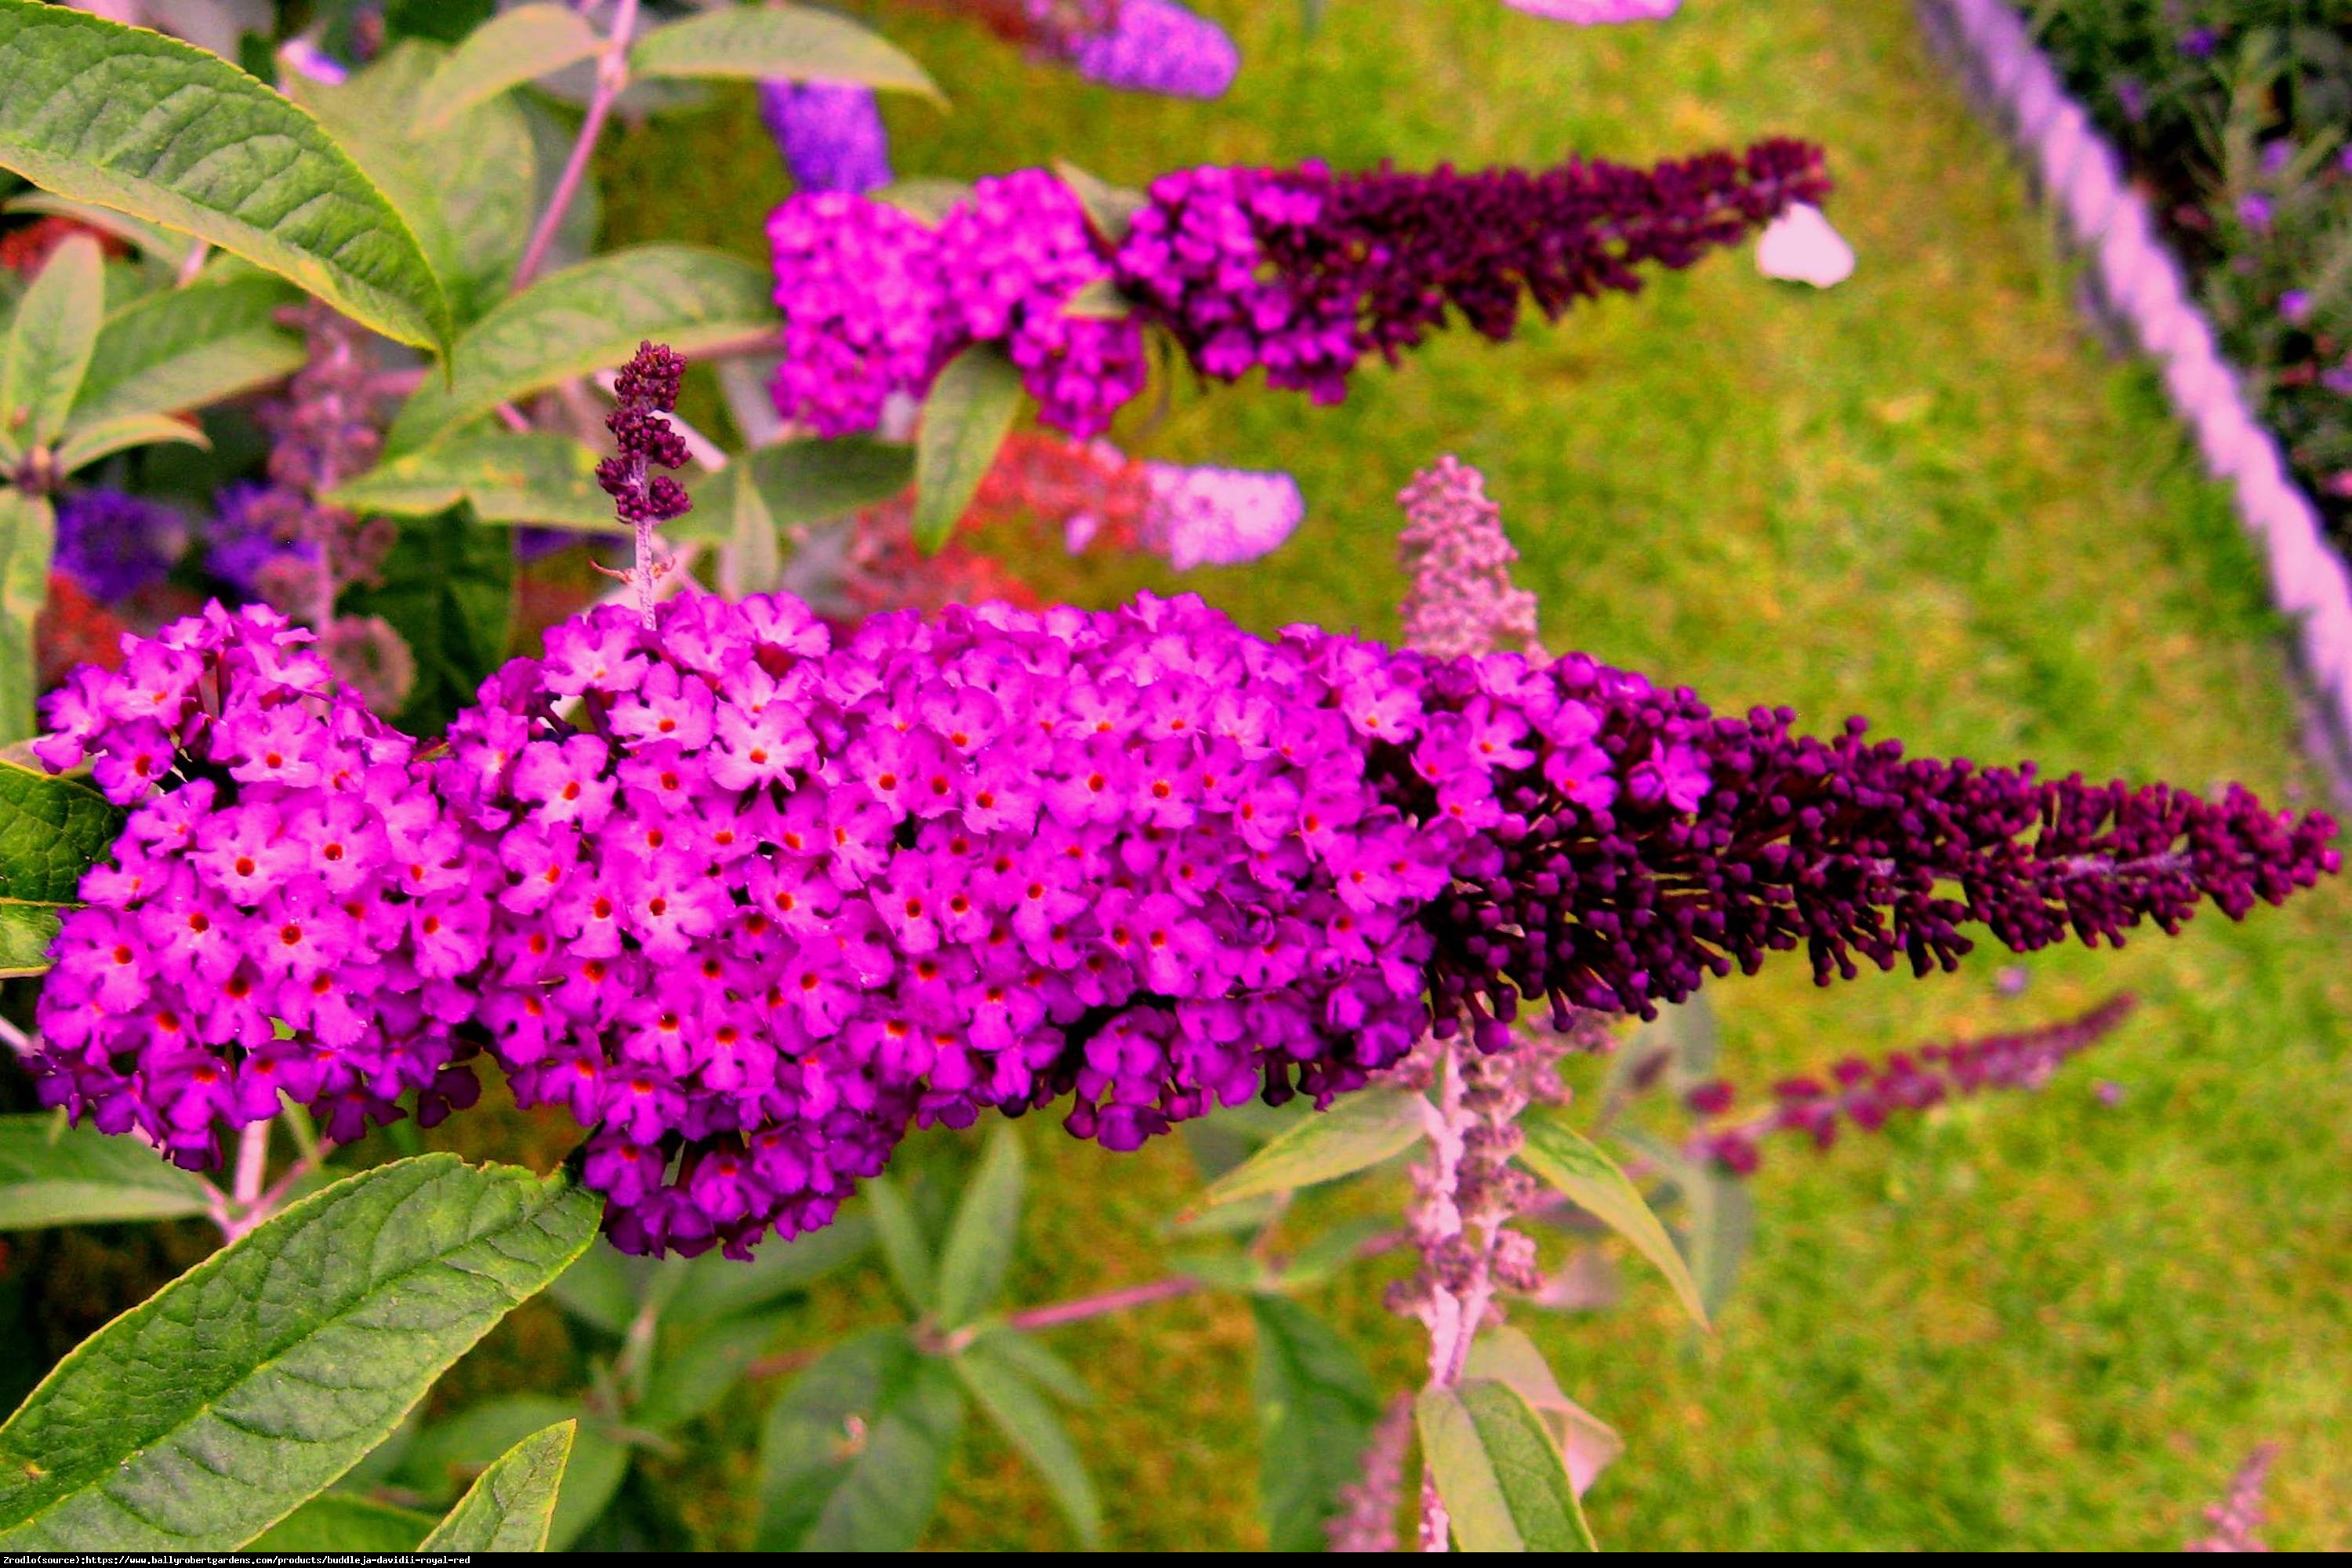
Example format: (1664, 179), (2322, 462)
(2260, 140), (2295, 177)
(53, 489), (187, 603)
(2236, 192), (2274, 233)
(2114, 77), (2147, 123)
(2280, 289), (2313, 325)
(2321, 363), (2352, 397)
(757, 80), (893, 195)
(2180, 26), (2218, 59)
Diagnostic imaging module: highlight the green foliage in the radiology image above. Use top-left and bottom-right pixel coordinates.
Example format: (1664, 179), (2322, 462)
(1517, 1109), (1708, 1330)
(953, 1336), (1102, 1549)
(325, 429), (630, 535)
(249, 1494), (436, 1552)
(1416, 1379), (1598, 1552)
(69, 275), (303, 430)
(630, 4), (942, 102)
(341, 506), (515, 736)
(0, 233), (103, 457)
(1197, 1087), (1425, 1209)
(1462, 1330), (1621, 1497)
(677, 437), (916, 539)
(52, 413), (205, 476)
(754, 1327), (966, 1552)
(3, 194), (195, 271)
(864, 1173), (937, 1315)
(0, 760), (123, 909)
(0, 0), (449, 353)
(0, 1155), (597, 1551)
(935, 1125), (1025, 1330)
(1250, 1296), (1381, 1552)
(912, 344), (1021, 555)
(1052, 159), (1149, 245)
(411, 4), (604, 135)
(0, 1112), (212, 1230)
(666, 1212), (876, 1329)
(383, 245), (772, 456)
(397, 1394), (626, 1553)
(419, 1421), (575, 1552)
(634, 1314), (779, 1433)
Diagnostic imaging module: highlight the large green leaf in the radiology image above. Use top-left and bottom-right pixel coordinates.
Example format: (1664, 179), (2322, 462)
(1461, 1330), (1621, 1497)
(395, 1395), (626, 1554)
(340, 506), (514, 737)
(411, 5), (604, 135)
(666, 1210), (874, 1329)
(0, 1112), (213, 1230)
(383, 245), (772, 457)
(754, 1328), (965, 1552)
(1250, 1296), (1380, 1552)
(1197, 1087), (1426, 1210)
(326, 430), (630, 535)
(862, 1173), (935, 1316)
(68, 274), (302, 430)
(248, 1493), (436, 1552)
(953, 1337), (1101, 1549)
(1, 232), (103, 455)
(419, 1421), (575, 1552)
(911, 344), (1020, 556)
(1517, 1107), (1708, 1330)
(935, 1125), (1024, 1330)
(677, 437), (915, 545)
(289, 42), (537, 329)
(0, 759), (124, 906)
(1415, 1380), (1598, 1554)
(630, 5), (940, 100)
(0, 0), (449, 354)
(0, 1154), (599, 1551)
(0, 493), (56, 748)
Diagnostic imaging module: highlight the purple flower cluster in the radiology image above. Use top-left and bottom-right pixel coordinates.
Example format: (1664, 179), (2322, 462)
(1064, 0), (1239, 99)
(1397, 456), (1542, 661)
(29, 607), (481, 1169)
(53, 489), (187, 604)
(29, 590), (2338, 1253)
(1138, 461), (1304, 569)
(1684, 993), (2138, 1173)
(758, 79), (894, 195)
(768, 143), (1828, 433)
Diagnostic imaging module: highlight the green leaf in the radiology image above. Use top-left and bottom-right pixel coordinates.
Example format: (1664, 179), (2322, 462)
(1461, 1329), (1621, 1497)
(0, 494), (56, 747)
(0, 1154), (599, 1552)
(411, 5), (604, 135)
(3, 194), (195, 269)
(1416, 1380), (1598, 1553)
(960, 1325), (1092, 1408)
(1053, 159), (1149, 246)
(1684, 1156), (1755, 1319)
(953, 1338), (1102, 1549)
(935, 1124), (1025, 1330)
(636, 1316), (777, 1433)
(547, 1239), (641, 1338)
(1277, 1214), (1391, 1291)
(630, 4), (941, 102)
(0, 0), (450, 354)
(0, 906), (57, 977)
(340, 506), (514, 737)
(419, 1421), (574, 1552)
(863, 1172), (935, 1316)
(1197, 1087), (1426, 1210)
(666, 1210), (874, 1328)
(247, 1493), (436, 1552)
(68, 274), (303, 430)
(873, 178), (974, 226)
(911, 343), (1021, 556)
(325, 430), (631, 535)
(0, 759), (124, 907)
(0, 1112), (214, 1229)
(1, 232), (103, 455)
(289, 42), (537, 329)
(395, 1395), (624, 1553)
(696, 463), (782, 597)
(384, 245), (771, 457)
(53, 412), (205, 474)
(1516, 1106), (1708, 1330)
(676, 437), (914, 543)
(754, 1327), (965, 1552)
(1250, 1296), (1380, 1552)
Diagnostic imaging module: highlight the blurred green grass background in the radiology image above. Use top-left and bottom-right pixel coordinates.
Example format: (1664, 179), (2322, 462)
(586, 0), (2352, 1549)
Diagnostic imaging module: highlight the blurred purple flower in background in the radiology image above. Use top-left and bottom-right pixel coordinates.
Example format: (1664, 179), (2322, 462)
(1504, 0), (1679, 20)
(1138, 461), (1303, 568)
(2179, 26), (2218, 59)
(2280, 289), (2313, 325)
(2236, 192), (2274, 232)
(53, 489), (187, 604)
(758, 79), (894, 195)
(1068, 0), (1238, 99)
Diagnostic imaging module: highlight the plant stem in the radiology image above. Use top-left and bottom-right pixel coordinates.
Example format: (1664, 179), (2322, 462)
(0, 1015), (34, 1059)
(231, 1118), (270, 1208)
(513, 0), (640, 292)
(1005, 1275), (1202, 1331)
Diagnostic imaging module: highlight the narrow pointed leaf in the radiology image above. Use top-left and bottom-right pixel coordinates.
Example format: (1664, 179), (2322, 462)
(411, 5), (604, 135)
(912, 344), (1020, 555)
(1197, 1087), (1425, 1210)
(0, 0), (450, 354)
(0, 1154), (599, 1551)
(394, 1395), (624, 1553)
(755, 1328), (965, 1552)
(954, 1338), (1102, 1549)
(1462, 1329), (1621, 1497)
(630, 5), (941, 101)
(2, 233), (103, 454)
(0, 493), (56, 747)
(862, 1172), (935, 1314)
(418, 1421), (575, 1552)
(248, 1494), (436, 1552)
(699, 463), (783, 598)
(1251, 1296), (1380, 1552)
(68, 276), (301, 430)
(0, 1112), (214, 1229)
(676, 437), (914, 542)
(53, 412), (205, 474)
(935, 1124), (1025, 1329)
(325, 430), (631, 535)
(1517, 1106), (1708, 1330)
(1053, 159), (1149, 245)
(4, 194), (194, 268)
(1415, 1380), (1598, 1553)
(384, 245), (771, 456)
(962, 1325), (1091, 1408)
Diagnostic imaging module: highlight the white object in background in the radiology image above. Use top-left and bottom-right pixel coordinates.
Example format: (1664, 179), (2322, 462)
(1756, 204), (1855, 288)
(1502, 0), (1679, 20)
